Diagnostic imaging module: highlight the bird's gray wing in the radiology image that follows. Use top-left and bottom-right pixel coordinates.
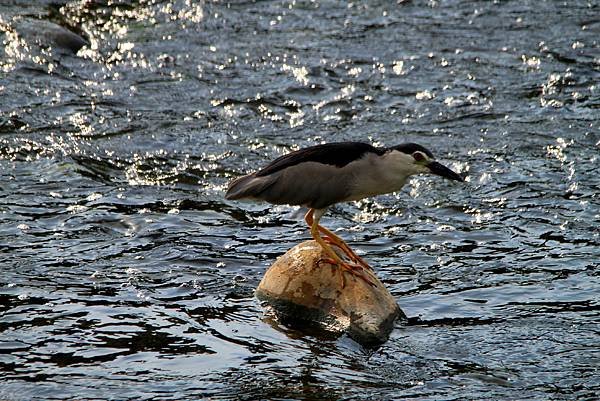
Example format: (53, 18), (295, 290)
(225, 173), (277, 200)
(255, 142), (385, 177)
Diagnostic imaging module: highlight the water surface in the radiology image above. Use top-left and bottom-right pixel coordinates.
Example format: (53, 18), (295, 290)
(1, 1), (599, 400)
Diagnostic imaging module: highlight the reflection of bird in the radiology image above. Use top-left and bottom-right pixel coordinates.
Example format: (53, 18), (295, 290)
(226, 142), (463, 285)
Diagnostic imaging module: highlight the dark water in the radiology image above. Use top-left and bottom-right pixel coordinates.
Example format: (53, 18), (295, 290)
(1, 1), (599, 400)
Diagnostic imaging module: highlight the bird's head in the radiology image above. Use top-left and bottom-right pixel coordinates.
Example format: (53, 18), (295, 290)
(387, 143), (464, 182)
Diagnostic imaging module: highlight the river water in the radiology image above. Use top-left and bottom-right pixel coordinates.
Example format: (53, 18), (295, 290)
(1, 1), (599, 400)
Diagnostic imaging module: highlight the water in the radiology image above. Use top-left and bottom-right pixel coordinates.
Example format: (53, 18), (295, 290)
(1, 1), (599, 400)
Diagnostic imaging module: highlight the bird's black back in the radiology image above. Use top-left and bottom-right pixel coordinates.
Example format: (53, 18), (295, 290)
(255, 142), (385, 177)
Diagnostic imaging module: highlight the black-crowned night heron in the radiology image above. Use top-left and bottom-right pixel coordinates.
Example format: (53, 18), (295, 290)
(226, 141), (463, 285)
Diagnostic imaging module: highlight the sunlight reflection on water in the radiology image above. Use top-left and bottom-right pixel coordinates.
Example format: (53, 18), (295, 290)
(1, 0), (599, 400)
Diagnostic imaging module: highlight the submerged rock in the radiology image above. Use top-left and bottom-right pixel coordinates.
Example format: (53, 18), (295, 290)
(256, 240), (405, 344)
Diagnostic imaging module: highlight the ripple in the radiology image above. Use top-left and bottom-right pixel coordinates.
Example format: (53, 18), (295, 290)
(1, 0), (599, 400)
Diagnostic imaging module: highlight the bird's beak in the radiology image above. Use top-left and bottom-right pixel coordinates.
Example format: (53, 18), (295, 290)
(427, 161), (464, 182)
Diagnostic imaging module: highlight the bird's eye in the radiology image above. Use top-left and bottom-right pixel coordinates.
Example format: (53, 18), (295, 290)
(412, 151), (426, 162)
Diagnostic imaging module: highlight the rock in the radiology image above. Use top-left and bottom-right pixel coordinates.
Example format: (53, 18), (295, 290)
(256, 240), (406, 344)
(12, 18), (89, 55)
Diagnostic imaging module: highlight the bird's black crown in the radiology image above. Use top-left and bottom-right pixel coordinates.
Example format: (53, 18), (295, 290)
(389, 143), (434, 159)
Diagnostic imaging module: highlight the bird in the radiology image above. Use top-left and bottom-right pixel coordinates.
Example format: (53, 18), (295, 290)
(225, 141), (463, 286)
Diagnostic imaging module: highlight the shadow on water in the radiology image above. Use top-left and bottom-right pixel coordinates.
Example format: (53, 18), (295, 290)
(1, 0), (599, 400)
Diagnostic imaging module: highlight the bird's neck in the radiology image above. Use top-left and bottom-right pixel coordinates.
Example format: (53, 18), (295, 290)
(347, 152), (414, 200)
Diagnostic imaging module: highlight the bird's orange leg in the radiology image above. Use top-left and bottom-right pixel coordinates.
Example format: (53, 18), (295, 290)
(318, 226), (372, 271)
(304, 210), (372, 270)
(305, 209), (376, 287)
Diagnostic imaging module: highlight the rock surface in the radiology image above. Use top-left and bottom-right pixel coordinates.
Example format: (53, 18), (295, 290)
(13, 18), (89, 55)
(256, 240), (405, 344)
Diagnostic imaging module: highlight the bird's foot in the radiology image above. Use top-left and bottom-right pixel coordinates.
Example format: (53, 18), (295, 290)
(322, 236), (373, 271)
(316, 257), (377, 288)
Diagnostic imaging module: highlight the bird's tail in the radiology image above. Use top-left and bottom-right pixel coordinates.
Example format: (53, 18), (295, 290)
(225, 173), (274, 200)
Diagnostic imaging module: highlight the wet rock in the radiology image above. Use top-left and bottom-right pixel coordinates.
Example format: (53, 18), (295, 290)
(256, 240), (405, 344)
(12, 18), (88, 55)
